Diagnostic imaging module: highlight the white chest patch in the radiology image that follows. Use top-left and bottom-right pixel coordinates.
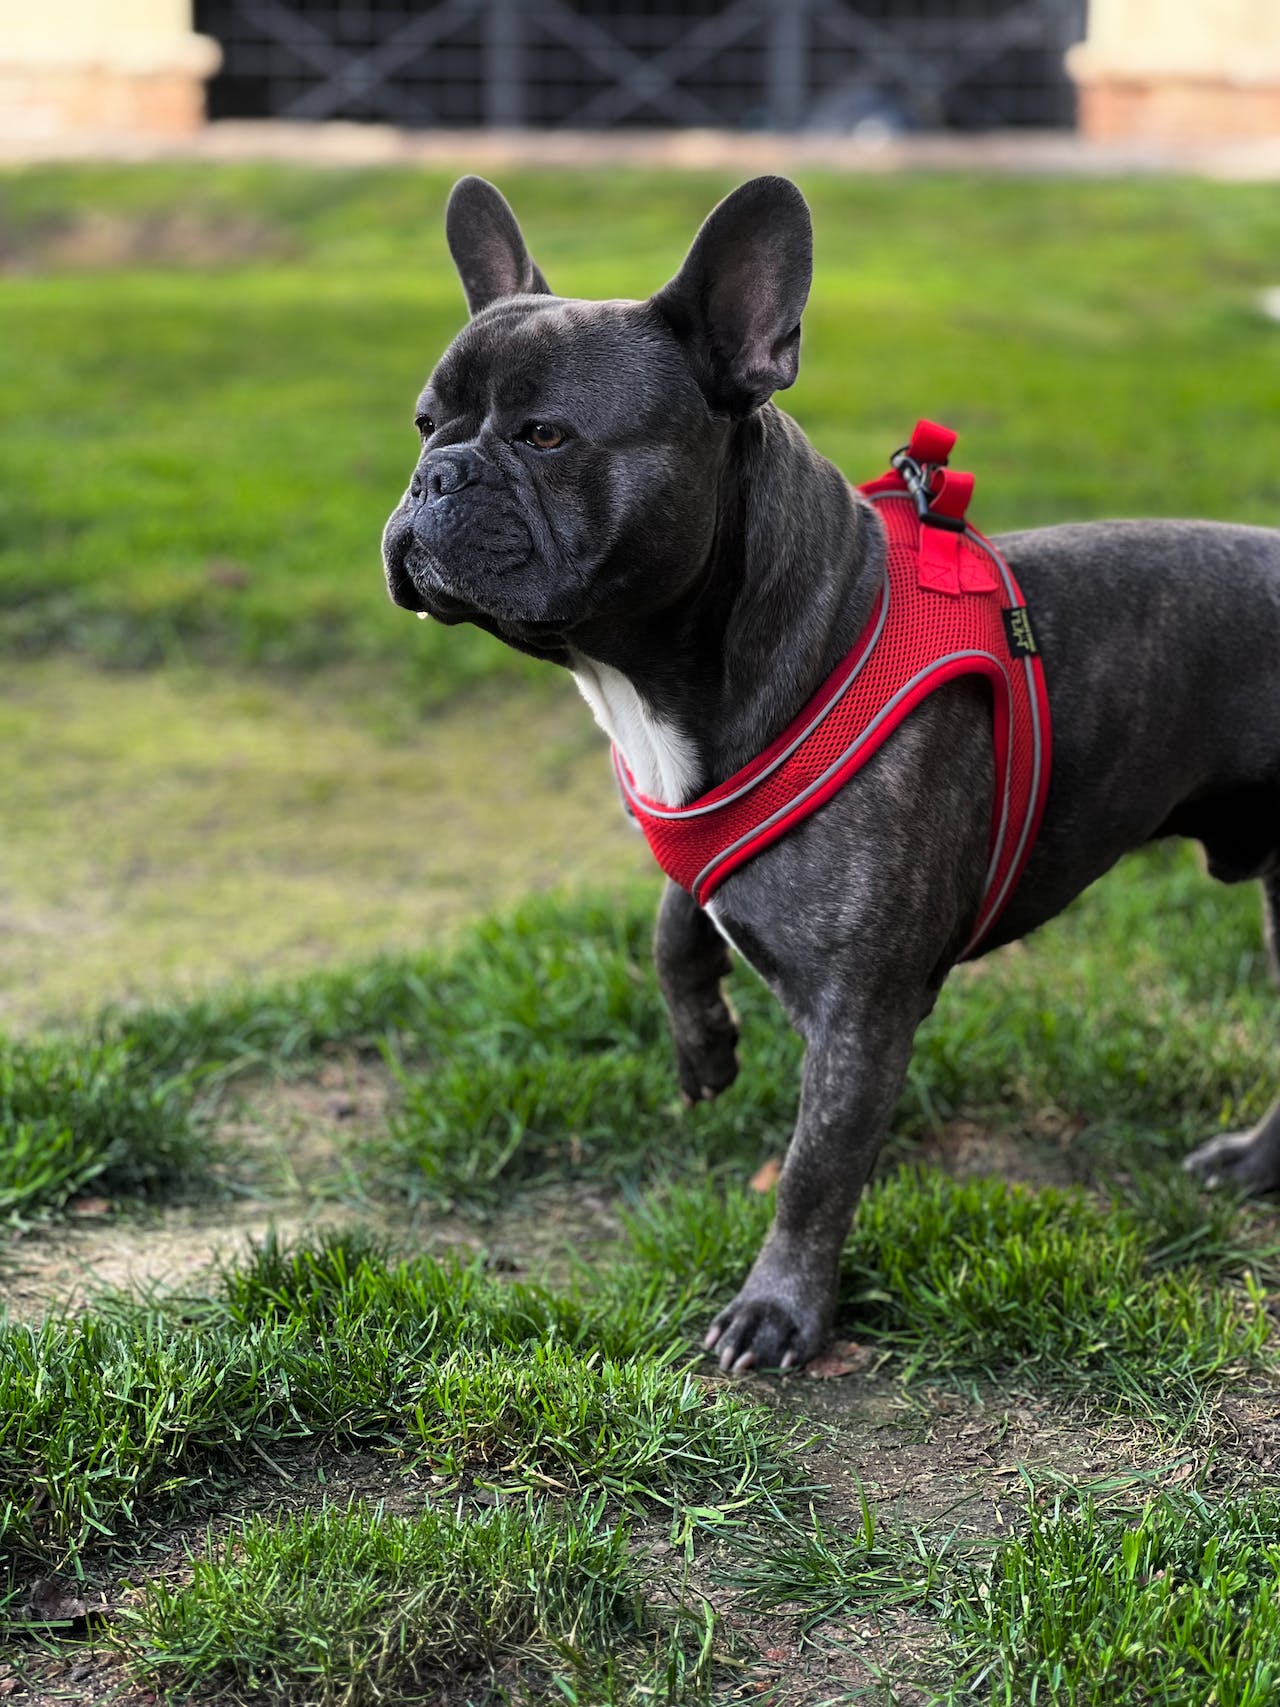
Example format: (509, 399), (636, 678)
(570, 654), (699, 806)
(704, 900), (743, 958)
(705, 900), (766, 982)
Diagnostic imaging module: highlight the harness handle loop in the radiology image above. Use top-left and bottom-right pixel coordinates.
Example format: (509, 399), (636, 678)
(906, 419), (957, 466)
(891, 419), (973, 535)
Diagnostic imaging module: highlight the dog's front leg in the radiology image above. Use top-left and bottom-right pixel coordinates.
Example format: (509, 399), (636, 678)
(653, 880), (740, 1106)
(705, 994), (919, 1373)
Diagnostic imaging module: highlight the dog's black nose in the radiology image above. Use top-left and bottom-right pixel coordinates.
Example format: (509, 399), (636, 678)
(415, 453), (478, 503)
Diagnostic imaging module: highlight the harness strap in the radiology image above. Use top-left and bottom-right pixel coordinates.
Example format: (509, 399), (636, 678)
(616, 422), (1052, 958)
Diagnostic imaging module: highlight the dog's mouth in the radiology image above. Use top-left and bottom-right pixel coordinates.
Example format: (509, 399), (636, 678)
(386, 548), (465, 621)
(391, 543), (585, 640)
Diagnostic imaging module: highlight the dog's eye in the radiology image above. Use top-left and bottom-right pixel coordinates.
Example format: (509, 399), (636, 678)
(520, 422), (566, 451)
(415, 414), (435, 438)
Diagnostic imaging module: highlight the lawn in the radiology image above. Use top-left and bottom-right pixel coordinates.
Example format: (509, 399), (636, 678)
(3, 166), (1280, 696)
(1, 162), (1279, 1704)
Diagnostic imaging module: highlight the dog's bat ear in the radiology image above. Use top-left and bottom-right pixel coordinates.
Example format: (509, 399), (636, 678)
(652, 176), (812, 417)
(445, 176), (552, 316)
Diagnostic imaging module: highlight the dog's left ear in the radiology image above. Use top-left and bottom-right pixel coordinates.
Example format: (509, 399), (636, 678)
(653, 176), (812, 417)
(445, 176), (552, 316)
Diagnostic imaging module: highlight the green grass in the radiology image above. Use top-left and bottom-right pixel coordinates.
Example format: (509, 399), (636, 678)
(613, 1170), (1272, 1411)
(3, 166), (1279, 704)
(213, 1173), (1277, 1410)
(119, 1497), (648, 1707)
(106, 888), (668, 1082)
(726, 1502), (942, 1637)
(942, 1491), (1280, 1706)
(118, 1495), (729, 1706)
(0, 1179), (1266, 1589)
(92, 841), (1265, 1216)
(4, 162), (1280, 1706)
(0, 660), (645, 1031)
(0, 1037), (207, 1224)
(3, 838), (1271, 1226)
(367, 847), (1271, 1204)
(113, 1483), (1280, 1705)
(0, 1229), (797, 1579)
(4, 874), (1271, 1700)
(845, 1169), (1270, 1394)
(717, 1490), (1280, 1705)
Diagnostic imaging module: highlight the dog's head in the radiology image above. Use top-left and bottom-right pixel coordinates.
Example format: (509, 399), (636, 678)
(380, 175), (812, 655)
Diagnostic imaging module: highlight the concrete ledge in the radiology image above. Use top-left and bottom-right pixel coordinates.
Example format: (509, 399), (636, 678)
(2, 121), (1280, 181)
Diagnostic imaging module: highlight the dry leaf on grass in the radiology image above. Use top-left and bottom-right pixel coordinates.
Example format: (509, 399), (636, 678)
(26, 1579), (88, 1623)
(803, 1340), (876, 1380)
(749, 1157), (782, 1193)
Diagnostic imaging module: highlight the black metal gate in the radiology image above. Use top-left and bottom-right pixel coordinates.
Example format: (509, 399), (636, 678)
(195, 0), (1086, 131)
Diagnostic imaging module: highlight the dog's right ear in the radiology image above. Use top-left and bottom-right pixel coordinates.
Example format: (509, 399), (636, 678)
(445, 176), (552, 316)
(653, 176), (813, 418)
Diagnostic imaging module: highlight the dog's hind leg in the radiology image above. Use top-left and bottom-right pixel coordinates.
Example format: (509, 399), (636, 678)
(653, 881), (740, 1106)
(1184, 872), (1280, 1194)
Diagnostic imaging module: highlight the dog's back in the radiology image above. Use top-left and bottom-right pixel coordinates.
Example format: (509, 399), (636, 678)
(992, 519), (1280, 932)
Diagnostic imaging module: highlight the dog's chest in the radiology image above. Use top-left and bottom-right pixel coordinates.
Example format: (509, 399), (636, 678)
(569, 655), (699, 806)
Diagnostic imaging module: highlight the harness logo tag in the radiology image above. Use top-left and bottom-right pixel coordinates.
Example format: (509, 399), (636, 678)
(1002, 605), (1039, 658)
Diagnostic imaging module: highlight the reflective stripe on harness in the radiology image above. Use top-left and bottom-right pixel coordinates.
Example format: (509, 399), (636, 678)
(614, 421), (1053, 960)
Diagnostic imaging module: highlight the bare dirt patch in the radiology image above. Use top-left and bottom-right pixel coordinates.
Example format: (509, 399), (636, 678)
(2, 1198), (382, 1323)
(761, 1374), (1138, 1539)
(2, 1053), (630, 1321)
(1202, 1379), (1280, 1482)
(905, 1113), (1084, 1191)
(0, 209), (293, 274)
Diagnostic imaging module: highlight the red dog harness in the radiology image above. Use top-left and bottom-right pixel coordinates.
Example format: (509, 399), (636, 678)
(615, 421), (1052, 958)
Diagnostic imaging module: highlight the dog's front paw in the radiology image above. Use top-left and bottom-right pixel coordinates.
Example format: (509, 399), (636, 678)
(704, 1286), (828, 1375)
(1184, 1126), (1280, 1195)
(673, 996), (739, 1106)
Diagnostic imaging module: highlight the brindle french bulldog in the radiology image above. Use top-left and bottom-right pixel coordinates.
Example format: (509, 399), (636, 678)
(381, 174), (1280, 1372)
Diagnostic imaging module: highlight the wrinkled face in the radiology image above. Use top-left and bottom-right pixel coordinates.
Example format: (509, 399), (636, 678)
(381, 295), (727, 650)
(382, 171), (813, 654)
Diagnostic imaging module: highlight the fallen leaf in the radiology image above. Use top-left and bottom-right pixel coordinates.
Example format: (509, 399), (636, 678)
(27, 1578), (88, 1623)
(749, 1157), (782, 1193)
(804, 1339), (875, 1379)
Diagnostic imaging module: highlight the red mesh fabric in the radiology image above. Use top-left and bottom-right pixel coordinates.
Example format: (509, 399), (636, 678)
(616, 438), (1052, 958)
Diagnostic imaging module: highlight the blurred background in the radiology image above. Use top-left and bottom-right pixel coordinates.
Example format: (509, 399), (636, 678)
(1, 0), (1278, 1031)
(6, 0), (1280, 145)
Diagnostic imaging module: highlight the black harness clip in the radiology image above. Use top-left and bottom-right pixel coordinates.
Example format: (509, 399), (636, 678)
(891, 448), (966, 533)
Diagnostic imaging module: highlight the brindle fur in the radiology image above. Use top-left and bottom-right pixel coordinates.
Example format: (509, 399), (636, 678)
(381, 176), (1280, 1372)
